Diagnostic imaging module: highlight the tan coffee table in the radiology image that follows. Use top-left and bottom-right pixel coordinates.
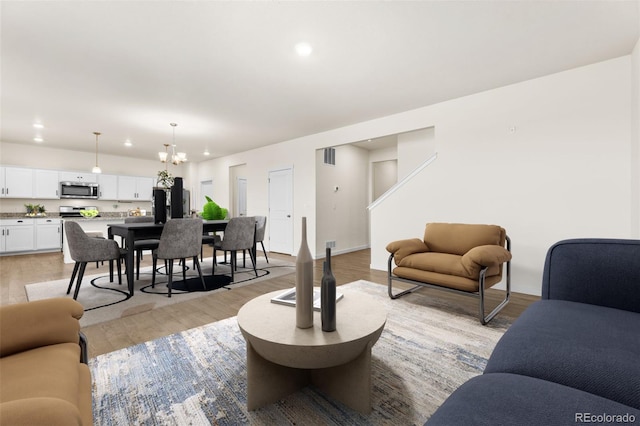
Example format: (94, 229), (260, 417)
(237, 287), (387, 414)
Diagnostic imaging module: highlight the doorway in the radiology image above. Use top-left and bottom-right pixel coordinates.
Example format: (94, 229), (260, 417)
(268, 167), (293, 255)
(372, 160), (398, 200)
(236, 177), (247, 217)
(199, 179), (213, 212)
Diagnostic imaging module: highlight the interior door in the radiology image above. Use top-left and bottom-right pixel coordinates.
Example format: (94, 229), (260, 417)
(268, 167), (293, 254)
(199, 180), (213, 212)
(237, 177), (247, 216)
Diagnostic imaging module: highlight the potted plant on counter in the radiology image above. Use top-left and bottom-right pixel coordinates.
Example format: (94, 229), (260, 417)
(24, 204), (46, 217)
(156, 170), (174, 189)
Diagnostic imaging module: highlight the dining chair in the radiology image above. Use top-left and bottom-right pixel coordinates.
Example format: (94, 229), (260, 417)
(151, 218), (206, 297)
(201, 233), (217, 261)
(65, 221), (126, 300)
(240, 215), (268, 266)
(254, 216), (268, 263)
(124, 216), (160, 280)
(213, 216), (257, 282)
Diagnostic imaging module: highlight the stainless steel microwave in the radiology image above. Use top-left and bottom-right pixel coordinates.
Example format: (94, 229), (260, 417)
(59, 182), (99, 199)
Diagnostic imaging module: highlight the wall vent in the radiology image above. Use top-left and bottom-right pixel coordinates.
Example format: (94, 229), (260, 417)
(323, 147), (336, 165)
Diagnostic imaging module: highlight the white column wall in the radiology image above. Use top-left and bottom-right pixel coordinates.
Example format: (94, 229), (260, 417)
(315, 144), (369, 255)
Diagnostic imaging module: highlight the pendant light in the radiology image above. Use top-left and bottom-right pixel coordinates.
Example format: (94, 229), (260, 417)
(159, 143), (170, 165)
(91, 132), (102, 174)
(169, 123), (187, 165)
(158, 123), (187, 165)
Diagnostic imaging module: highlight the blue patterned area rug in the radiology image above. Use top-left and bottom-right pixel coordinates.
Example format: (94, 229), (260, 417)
(90, 280), (512, 425)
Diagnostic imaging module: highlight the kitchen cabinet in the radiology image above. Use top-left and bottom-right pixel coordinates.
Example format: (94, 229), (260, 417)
(36, 218), (62, 250)
(98, 174), (119, 200)
(0, 166), (34, 198)
(59, 171), (97, 183)
(0, 219), (35, 253)
(117, 176), (154, 201)
(34, 169), (60, 199)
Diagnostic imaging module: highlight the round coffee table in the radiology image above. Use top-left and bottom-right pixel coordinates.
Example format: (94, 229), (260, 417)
(237, 287), (387, 414)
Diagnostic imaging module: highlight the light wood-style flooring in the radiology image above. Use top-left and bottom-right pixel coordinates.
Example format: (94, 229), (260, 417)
(0, 248), (539, 359)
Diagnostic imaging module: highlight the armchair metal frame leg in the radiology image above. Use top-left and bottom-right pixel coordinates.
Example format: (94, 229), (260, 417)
(79, 331), (89, 364)
(387, 236), (511, 325)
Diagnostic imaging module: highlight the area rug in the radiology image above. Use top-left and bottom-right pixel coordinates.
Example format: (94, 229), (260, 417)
(90, 280), (512, 425)
(24, 257), (295, 327)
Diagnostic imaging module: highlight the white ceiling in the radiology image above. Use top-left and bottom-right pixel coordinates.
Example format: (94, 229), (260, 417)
(1, 1), (638, 162)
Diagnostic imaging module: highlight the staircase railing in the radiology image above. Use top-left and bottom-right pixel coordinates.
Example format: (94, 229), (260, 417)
(367, 152), (438, 211)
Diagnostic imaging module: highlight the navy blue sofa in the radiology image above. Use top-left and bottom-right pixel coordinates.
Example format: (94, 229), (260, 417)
(427, 239), (640, 425)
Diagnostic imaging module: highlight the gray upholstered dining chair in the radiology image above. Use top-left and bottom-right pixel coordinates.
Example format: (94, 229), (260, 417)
(240, 215), (268, 266)
(151, 218), (206, 297)
(214, 216), (258, 282)
(254, 216), (268, 263)
(124, 216), (160, 280)
(65, 221), (126, 300)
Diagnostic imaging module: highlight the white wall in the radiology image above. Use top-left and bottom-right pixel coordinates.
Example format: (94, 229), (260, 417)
(371, 56), (634, 295)
(186, 55), (636, 274)
(631, 35), (640, 238)
(397, 127), (436, 179)
(372, 160), (397, 200)
(315, 144), (369, 255)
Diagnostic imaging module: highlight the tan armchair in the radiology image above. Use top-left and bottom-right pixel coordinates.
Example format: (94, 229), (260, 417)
(387, 223), (512, 324)
(0, 298), (92, 425)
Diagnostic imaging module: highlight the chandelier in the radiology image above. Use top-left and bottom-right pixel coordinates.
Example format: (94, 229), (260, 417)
(158, 123), (187, 166)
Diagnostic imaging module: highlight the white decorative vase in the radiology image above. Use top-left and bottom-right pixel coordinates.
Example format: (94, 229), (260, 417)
(295, 217), (314, 329)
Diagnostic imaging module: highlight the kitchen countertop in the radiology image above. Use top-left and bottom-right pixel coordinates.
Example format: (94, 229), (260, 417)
(0, 213), (136, 219)
(60, 217), (129, 222)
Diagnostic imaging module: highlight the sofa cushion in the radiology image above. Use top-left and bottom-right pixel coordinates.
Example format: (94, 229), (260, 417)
(386, 238), (429, 264)
(398, 252), (470, 278)
(423, 223), (504, 256)
(426, 373), (640, 426)
(542, 238), (640, 313)
(0, 343), (81, 406)
(485, 300), (640, 410)
(0, 298), (83, 357)
(392, 266), (504, 292)
(0, 397), (83, 426)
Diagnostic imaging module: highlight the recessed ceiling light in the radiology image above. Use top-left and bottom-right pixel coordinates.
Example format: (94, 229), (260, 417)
(295, 42), (313, 57)
(33, 137), (44, 143)
(203, 150), (210, 156)
(124, 140), (132, 147)
(33, 123), (44, 129)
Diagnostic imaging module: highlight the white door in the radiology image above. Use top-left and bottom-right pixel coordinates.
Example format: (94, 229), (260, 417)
(200, 180), (213, 212)
(237, 178), (247, 216)
(268, 167), (293, 254)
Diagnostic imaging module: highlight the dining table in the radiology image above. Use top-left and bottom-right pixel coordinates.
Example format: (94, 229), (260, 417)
(108, 219), (229, 296)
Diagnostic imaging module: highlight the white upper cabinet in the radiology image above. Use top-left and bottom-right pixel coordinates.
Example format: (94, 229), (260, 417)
(59, 171), (97, 183)
(136, 177), (154, 201)
(97, 174), (119, 200)
(117, 176), (154, 201)
(0, 166), (34, 198)
(34, 169), (60, 199)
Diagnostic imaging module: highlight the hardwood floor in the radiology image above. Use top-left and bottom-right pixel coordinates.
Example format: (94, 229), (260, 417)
(0, 247), (539, 359)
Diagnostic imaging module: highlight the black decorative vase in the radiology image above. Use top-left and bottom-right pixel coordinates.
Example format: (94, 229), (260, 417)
(321, 247), (337, 332)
